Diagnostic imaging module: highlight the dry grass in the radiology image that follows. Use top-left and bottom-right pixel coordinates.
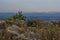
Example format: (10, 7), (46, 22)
(0, 20), (60, 40)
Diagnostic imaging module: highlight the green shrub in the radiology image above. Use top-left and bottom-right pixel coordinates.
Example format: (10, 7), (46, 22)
(8, 11), (26, 21)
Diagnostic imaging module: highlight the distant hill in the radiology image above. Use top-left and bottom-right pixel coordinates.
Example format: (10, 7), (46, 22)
(0, 12), (60, 21)
(0, 12), (15, 19)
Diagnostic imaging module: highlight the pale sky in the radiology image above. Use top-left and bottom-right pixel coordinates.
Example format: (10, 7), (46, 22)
(0, 0), (60, 12)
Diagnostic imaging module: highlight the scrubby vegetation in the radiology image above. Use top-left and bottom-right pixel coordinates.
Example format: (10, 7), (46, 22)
(8, 11), (26, 21)
(0, 11), (60, 40)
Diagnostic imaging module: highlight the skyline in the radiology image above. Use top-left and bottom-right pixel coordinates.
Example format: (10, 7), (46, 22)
(0, 0), (60, 12)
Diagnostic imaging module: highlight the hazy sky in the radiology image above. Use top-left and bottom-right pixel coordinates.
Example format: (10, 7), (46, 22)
(0, 0), (60, 12)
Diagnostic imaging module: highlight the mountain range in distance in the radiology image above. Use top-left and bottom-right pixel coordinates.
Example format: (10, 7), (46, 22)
(0, 12), (60, 21)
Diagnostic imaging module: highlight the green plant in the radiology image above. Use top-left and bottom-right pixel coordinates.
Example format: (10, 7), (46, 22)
(8, 11), (26, 21)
